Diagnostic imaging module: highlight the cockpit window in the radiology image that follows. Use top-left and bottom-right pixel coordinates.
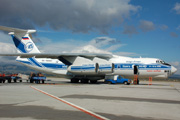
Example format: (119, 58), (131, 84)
(160, 61), (164, 64)
(156, 60), (171, 66)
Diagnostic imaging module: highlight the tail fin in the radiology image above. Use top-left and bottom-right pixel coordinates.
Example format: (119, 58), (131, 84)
(0, 26), (40, 53)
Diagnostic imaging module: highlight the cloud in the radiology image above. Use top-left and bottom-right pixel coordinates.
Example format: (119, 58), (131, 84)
(0, 40), (17, 65)
(40, 37), (137, 56)
(71, 45), (111, 54)
(160, 24), (168, 30)
(0, 0), (140, 34)
(0, 31), (17, 53)
(39, 39), (83, 53)
(170, 32), (178, 38)
(139, 20), (155, 32)
(123, 25), (138, 35)
(40, 36), (124, 54)
(0, 31), (12, 43)
(173, 3), (180, 14)
(106, 44), (125, 52)
(177, 25), (180, 30)
(0, 42), (16, 53)
(0, 56), (17, 65)
(170, 61), (180, 66)
(0, 31), (18, 65)
(89, 37), (121, 48)
(72, 36), (125, 53)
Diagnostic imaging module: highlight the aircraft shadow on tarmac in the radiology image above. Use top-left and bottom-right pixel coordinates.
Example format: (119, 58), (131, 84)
(0, 104), (164, 120)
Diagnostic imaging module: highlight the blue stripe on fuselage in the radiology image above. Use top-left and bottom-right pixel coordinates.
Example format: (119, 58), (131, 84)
(17, 60), (66, 69)
(28, 58), (43, 67)
(114, 63), (170, 69)
(71, 66), (95, 71)
(41, 63), (67, 69)
(16, 60), (32, 65)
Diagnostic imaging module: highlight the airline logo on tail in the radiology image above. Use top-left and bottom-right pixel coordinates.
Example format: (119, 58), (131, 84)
(26, 42), (34, 52)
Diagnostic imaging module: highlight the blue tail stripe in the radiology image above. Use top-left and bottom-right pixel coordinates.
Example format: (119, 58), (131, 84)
(11, 35), (44, 68)
(11, 35), (27, 53)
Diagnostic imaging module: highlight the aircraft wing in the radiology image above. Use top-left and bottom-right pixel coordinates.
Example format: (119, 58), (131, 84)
(0, 53), (112, 59)
(0, 53), (113, 65)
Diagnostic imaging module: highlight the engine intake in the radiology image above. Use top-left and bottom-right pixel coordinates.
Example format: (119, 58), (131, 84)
(97, 63), (114, 73)
(68, 63), (114, 75)
(68, 64), (98, 74)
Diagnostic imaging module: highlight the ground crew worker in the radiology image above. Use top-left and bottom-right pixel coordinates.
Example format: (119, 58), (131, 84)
(2, 74), (5, 83)
(0, 74), (2, 83)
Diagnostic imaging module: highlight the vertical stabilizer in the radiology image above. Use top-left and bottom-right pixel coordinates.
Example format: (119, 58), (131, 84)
(0, 26), (40, 53)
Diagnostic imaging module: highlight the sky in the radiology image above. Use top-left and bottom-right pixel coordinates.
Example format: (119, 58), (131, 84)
(0, 0), (180, 74)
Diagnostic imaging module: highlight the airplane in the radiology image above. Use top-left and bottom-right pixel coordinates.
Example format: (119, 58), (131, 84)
(0, 26), (177, 83)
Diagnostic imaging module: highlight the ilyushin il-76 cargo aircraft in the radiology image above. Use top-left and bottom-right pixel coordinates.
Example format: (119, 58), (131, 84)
(0, 26), (177, 83)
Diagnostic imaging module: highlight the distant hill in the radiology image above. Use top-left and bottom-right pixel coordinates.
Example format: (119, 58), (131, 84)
(0, 64), (37, 75)
(0, 64), (56, 77)
(169, 74), (180, 80)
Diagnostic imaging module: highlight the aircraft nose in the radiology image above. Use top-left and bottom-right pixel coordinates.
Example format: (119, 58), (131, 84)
(171, 66), (177, 74)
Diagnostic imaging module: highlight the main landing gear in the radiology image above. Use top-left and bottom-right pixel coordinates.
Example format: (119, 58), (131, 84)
(70, 78), (97, 84)
(70, 78), (79, 83)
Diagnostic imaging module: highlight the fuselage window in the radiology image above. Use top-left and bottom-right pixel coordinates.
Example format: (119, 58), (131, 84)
(46, 60), (52, 62)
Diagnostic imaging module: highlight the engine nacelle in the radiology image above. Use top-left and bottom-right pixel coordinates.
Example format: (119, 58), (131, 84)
(67, 64), (98, 74)
(68, 63), (114, 75)
(97, 63), (114, 73)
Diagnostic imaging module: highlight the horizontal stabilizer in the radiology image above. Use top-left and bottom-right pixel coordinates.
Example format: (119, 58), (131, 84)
(0, 26), (36, 34)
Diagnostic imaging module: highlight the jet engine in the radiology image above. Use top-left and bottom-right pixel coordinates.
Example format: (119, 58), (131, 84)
(67, 63), (114, 75)
(67, 64), (98, 74)
(97, 63), (114, 73)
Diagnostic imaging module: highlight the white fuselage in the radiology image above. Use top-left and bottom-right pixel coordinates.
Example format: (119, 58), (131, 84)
(16, 55), (176, 80)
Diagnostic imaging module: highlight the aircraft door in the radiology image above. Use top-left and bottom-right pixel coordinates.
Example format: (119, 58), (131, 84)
(165, 70), (171, 77)
(134, 65), (139, 75)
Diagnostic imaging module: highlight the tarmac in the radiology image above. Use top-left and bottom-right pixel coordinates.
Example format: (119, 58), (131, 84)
(0, 77), (180, 120)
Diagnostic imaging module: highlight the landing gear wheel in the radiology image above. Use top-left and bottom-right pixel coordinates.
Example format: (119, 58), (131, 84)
(137, 79), (139, 84)
(90, 80), (97, 84)
(124, 81), (128, 85)
(3, 80), (5, 83)
(71, 78), (79, 83)
(108, 81), (112, 84)
(80, 79), (89, 83)
(8, 79), (11, 83)
(30, 79), (33, 83)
